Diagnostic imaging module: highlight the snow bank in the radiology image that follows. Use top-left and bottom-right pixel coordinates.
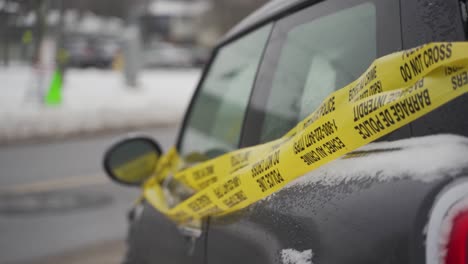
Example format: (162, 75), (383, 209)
(0, 66), (201, 143)
(284, 134), (468, 189)
(281, 249), (313, 264)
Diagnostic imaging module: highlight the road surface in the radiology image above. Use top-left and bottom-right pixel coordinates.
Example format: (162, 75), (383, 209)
(0, 126), (179, 263)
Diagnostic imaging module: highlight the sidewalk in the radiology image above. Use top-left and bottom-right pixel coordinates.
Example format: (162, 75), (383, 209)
(1, 66), (200, 144)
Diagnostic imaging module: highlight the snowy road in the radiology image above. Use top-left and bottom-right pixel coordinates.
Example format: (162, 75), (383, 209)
(0, 126), (179, 263)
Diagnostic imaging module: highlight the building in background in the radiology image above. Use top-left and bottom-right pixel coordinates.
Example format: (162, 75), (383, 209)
(0, 0), (268, 67)
(142, 0), (210, 45)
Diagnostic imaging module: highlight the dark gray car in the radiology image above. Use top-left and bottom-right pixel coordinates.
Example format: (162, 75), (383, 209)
(104, 0), (468, 263)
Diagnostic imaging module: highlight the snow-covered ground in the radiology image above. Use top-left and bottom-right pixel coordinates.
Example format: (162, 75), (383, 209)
(0, 65), (201, 143)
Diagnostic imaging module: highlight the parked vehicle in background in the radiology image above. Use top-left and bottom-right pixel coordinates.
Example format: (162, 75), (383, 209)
(103, 0), (468, 263)
(64, 34), (120, 69)
(143, 42), (196, 69)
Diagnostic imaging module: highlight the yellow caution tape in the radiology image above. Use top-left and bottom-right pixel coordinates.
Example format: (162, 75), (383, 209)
(143, 42), (468, 223)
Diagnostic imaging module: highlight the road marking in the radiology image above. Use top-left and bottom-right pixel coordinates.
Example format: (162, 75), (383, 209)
(0, 174), (110, 194)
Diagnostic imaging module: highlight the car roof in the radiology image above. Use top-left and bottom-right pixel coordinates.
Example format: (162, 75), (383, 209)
(220, 0), (316, 44)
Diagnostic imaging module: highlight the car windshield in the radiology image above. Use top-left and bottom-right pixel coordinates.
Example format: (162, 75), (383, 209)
(178, 24), (272, 159)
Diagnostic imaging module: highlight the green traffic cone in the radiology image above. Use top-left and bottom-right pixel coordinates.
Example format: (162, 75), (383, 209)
(45, 70), (62, 106)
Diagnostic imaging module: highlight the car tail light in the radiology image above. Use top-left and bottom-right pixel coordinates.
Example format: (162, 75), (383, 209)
(426, 180), (468, 264)
(446, 210), (468, 264)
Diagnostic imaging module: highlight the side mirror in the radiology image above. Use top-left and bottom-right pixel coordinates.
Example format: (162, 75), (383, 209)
(103, 137), (162, 186)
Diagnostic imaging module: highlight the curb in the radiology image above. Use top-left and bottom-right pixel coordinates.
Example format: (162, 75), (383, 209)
(0, 107), (184, 145)
(0, 120), (180, 146)
(13, 239), (126, 264)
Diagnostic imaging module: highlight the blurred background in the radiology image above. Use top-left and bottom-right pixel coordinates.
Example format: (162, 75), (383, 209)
(0, 0), (266, 263)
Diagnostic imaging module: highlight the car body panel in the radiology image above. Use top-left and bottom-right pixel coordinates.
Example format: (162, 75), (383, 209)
(123, 203), (207, 264)
(400, 0), (468, 139)
(208, 135), (468, 264)
(221, 0), (310, 44)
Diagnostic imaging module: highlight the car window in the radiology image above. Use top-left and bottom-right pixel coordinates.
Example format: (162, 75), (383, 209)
(259, 3), (376, 143)
(179, 24), (272, 158)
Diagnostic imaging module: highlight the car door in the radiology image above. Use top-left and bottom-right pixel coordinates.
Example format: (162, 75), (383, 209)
(124, 23), (273, 264)
(206, 0), (408, 263)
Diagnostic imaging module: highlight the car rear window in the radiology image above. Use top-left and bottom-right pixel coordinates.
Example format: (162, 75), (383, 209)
(259, 3), (377, 143)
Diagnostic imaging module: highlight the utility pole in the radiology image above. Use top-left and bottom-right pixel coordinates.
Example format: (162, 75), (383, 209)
(26, 0), (49, 105)
(33, 0), (48, 66)
(2, 0), (10, 66)
(123, 2), (143, 88)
